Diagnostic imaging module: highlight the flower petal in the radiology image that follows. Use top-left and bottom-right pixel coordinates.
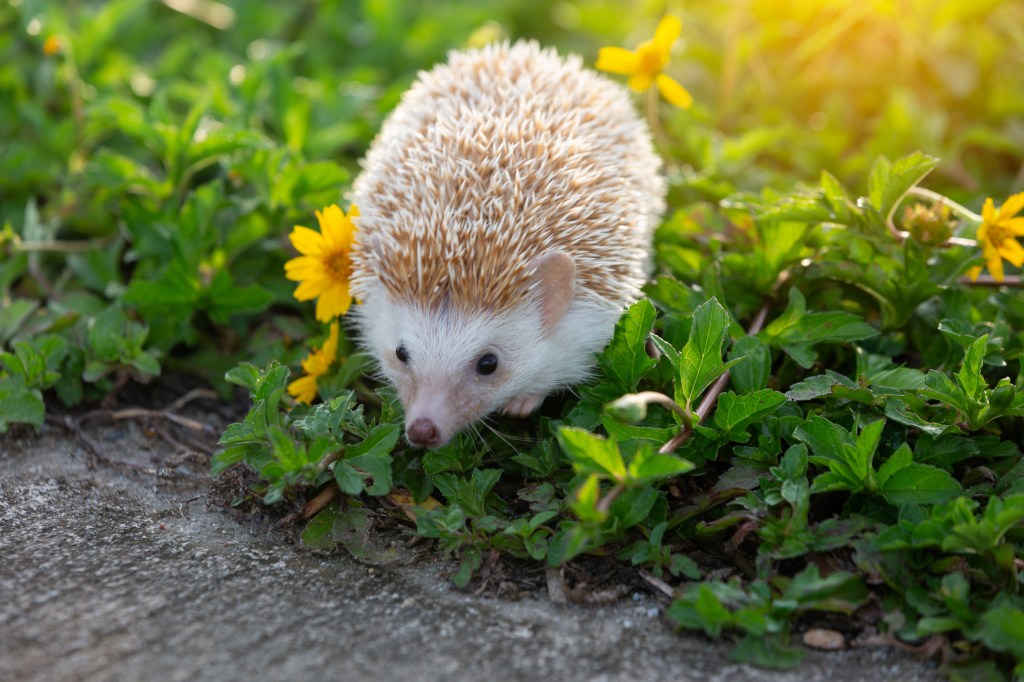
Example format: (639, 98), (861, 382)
(1004, 217), (1024, 236)
(289, 226), (325, 256)
(976, 220), (989, 245)
(981, 198), (997, 226)
(968, 265), (982, 282)
(288, 375), (318, 404)
(284, 256), (324, 279)
(596, 47), (640, 75)
(987, 247), (1005, 281)
(293, 276), (331, 301)
(653, 15), (682, 54)
(997, 191), (1024, 221)
(322, 321), (341, 357)
(316, 205), (345, 252)
(627, 71), (654, 92)
(998, 237), (1024, 267)
(315, 282), (352, 321)
(656, 74), (693, 108)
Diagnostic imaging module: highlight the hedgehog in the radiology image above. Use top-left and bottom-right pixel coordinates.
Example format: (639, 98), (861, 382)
(349, 40), (665, 448)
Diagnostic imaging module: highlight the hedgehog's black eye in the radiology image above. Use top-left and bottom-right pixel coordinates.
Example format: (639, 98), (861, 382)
(396, 344), (409, 364)
(476, 353), (498, 376)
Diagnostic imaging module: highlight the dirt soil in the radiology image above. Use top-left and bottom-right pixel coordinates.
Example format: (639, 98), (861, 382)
(0, 414), (942, 682)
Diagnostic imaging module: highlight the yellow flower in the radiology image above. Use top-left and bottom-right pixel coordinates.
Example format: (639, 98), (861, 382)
(595, 15), (692, 109)
(968, 192), (1024, 282)
(43, 35), (62, 56)
(287, 321), (340, 405)
(284, 204), (358, 322)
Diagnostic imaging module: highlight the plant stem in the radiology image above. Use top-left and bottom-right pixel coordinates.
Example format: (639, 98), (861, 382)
(907, 186), (982, 222)
(960, 274), (1024, 288)
(631, 390), (692, 426)
(646, 85), (675, 167)
(595, 482), (625, 515)
(15, 237), (113, 252)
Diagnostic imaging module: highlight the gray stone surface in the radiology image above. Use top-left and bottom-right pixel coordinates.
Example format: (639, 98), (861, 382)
(0, 421), (941, 682)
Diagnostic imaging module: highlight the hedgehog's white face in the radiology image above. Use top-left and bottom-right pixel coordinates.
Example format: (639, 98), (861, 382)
(366, 299), (547, 447)
(354, 252), (618, 448)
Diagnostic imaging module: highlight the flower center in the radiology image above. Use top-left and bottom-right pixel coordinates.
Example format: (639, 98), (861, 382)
(636, 42), (667, 75)
(323, 249), (351, 281)
(987, 222), (1011, 247)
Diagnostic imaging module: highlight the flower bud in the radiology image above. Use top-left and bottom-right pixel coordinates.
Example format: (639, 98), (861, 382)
(903, 202), (954, 245)
(605, 394), (649, 423)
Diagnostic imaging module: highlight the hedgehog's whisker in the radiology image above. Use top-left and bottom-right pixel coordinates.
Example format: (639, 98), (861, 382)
(479, 417), (541, 453)
(478, 418), (521, 455)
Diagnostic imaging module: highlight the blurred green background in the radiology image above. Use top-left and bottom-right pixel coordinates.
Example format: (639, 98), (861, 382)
(2, 0), (1023, 386)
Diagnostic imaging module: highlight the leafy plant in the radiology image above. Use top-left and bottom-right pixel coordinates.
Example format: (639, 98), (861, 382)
(5, 1), (1024, 677)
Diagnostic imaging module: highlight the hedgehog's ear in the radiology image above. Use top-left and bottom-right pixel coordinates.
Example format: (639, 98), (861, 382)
(529, 251), (575, 333)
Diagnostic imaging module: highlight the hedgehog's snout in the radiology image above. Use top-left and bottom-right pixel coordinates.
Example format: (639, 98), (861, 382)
(407, 417), (442, 448)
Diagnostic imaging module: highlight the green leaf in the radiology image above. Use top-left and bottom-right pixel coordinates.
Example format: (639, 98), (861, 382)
(876, 443), (912, 487)
(853, 418), (885, 483)
(335, 423), (400, 496)
(422, 432), (483, 475)
(0, 299), (38, 344)
(87, 305), (127, 360)
(758, 289), (878, 368)
(599, 414), (676, 444)
(677, 297), (734, 410)
(225, 363), (262, 393)
(0, 381), (45, 431)
(820, 170), (853, 222)
(643, 276), (706, 314)
(884, 397), (957, 437)
(206, 272), (275, 324)
(346, 422), (401, 461)
(978, 603), (1024, 661)
(626, 447), (695, 484)
(433, 469), (502, 517)
(793, 415), (855, 462)
(647, 333), (680, 369)
(610, 485), (660, 528)
(546, 523), (597, 566)
(785, 373), (851, 401)
(728, 335), (771, 393)
(919, 371), (972, 415)
(782, 566), (867, 612)
(729, 634), (805, 670)
(301, 502), (341, 549)
(713, 389), (787, 441)
(956, 334), (988, 401)
(867, 152), (939, 216)
(557, 427), (626, 481)
(570, 474), (604, 522)
(130, 351), (161, 378)
(342, 452), (394, 496)
(596, 299), (658, 392)
(667, 584), (733, 637)
(880, 464), (962, 506)
(210, 443), (252, 476)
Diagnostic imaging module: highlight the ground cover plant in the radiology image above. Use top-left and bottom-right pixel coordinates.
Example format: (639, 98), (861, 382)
(3, 0), (1024, 677)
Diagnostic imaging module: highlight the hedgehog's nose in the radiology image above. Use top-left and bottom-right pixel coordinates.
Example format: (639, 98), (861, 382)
(407, 418), (442, 448)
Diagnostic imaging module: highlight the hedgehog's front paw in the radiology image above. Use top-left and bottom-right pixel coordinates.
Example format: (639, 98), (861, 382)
(501, 394), (545, 417)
